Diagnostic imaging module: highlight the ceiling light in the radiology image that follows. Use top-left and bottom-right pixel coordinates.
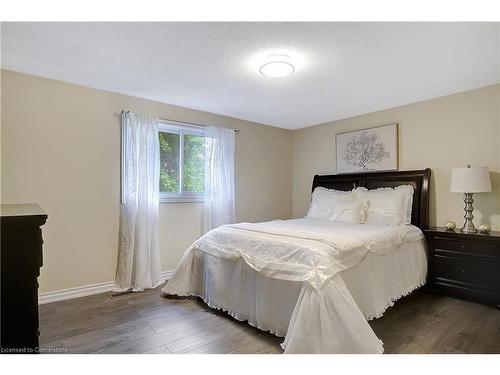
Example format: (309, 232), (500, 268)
(259, 55), (295, 78)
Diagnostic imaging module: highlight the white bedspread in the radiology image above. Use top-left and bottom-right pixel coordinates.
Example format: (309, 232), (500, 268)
(162, 218), (425, 354)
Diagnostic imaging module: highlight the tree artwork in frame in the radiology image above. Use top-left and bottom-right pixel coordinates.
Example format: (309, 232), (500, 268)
(335, 123), (399, 174)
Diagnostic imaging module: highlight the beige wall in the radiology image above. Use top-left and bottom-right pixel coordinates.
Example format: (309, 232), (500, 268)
(293, 85), (500, 230)
(3, 70), (500, 294)
(1, 70), (293, 293)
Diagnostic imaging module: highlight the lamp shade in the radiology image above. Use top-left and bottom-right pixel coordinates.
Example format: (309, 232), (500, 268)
(450, 166), (492, 193)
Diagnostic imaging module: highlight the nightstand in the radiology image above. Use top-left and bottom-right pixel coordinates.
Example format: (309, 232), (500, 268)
(424, 227), (500, 307)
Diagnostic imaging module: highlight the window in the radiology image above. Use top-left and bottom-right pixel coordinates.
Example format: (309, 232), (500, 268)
(159, 121), (205, 202)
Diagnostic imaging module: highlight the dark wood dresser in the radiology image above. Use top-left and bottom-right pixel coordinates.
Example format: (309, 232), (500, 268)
(1, 204), (47, 354)
(424, 227), (500, 307)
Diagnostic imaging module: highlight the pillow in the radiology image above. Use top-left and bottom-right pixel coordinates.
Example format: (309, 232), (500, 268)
(354, 185), (414, 226)
(399, 185), (414, 224)
(307, 187), (368, 223)
(311, 186), (352, 196)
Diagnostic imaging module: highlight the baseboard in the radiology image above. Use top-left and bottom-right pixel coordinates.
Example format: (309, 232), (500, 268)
(38, 270), (175, 305)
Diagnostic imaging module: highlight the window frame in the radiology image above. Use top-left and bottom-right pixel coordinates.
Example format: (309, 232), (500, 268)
(158, 120), (205, 203)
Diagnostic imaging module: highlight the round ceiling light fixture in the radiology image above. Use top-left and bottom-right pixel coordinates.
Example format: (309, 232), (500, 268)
(259, 55), (295, 78)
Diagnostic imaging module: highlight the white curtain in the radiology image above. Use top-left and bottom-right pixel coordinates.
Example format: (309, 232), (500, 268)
(204, 126), (235, 232)
(113, 112), (162, 292)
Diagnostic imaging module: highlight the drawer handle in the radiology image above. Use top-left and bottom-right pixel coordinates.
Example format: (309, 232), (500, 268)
(461, 269), (466, 274)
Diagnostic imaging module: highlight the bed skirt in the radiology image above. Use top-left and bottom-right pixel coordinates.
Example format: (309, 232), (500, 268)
(162, 239), (427, 354)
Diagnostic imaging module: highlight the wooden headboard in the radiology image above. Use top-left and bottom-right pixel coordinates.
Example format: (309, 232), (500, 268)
(312, 169), (432, 229)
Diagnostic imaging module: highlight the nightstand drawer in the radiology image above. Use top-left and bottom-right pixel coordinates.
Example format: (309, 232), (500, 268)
(434, 236), (499, 259)
(433, 254), (499, 291)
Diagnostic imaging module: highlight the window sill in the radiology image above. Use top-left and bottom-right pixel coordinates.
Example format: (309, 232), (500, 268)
(160, 198), (204, 204)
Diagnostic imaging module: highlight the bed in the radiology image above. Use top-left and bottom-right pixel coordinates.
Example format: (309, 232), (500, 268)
(162, 169), (432, 354)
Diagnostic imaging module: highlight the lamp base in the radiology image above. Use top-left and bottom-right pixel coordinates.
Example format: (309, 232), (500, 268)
(460, 193), (477, 234)
(460, 226), (478, 234)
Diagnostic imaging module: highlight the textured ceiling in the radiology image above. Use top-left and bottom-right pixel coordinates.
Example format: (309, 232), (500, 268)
(1, 22), (499, 129)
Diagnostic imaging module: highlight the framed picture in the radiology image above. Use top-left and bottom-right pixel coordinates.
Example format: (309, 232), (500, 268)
(335, 123), (399, 174)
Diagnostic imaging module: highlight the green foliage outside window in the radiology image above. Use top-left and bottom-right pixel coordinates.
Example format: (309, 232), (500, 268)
(159, 132), (179, 192)
(159, 131), (205, 194)
(183, 135), (205, 193)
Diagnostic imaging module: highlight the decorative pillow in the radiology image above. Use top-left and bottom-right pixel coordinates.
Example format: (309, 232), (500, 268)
(355, 185), (414, 226)
(307, 187), (368, 223)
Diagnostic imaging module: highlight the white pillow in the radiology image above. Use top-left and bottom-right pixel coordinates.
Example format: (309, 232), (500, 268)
(399, 185), (414, 224)
(311, 186), (352, 196)
(355, 185), (414, 226)
(307, 187), (367, 223)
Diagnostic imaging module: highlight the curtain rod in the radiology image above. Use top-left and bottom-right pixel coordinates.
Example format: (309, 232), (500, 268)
(120, 110), (240, 134)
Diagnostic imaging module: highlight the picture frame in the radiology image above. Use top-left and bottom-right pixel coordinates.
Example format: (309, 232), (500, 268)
(335, 123), (399, 174)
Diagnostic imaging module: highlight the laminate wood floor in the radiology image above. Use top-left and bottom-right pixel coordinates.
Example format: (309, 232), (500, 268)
(38, 287), (500, 354)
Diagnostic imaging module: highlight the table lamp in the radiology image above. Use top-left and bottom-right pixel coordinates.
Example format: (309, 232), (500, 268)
(450, 165), (492, 233)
